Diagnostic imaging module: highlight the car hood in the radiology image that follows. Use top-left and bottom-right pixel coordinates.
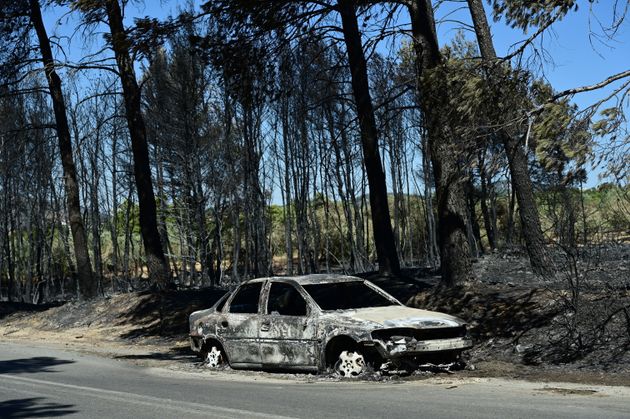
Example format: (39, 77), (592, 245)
(333, 305), (466, 328)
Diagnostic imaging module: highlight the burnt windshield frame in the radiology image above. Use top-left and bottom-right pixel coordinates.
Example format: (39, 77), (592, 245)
(302, 281), (398, 311)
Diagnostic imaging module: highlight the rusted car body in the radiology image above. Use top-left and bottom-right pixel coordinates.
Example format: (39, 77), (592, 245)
(189, 274), (472, 375)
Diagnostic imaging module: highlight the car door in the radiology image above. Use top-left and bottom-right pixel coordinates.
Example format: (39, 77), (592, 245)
(220, 282), (263, 366)
(259, 282), (318, 367)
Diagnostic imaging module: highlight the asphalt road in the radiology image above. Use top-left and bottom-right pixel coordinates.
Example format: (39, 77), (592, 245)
(0, 342), (629, 419)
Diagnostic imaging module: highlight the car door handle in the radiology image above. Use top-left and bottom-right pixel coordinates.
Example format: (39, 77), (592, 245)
(260, 321), (270, 332)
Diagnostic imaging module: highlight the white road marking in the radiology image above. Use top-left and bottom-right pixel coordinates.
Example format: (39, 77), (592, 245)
(1, 374), (297, 419)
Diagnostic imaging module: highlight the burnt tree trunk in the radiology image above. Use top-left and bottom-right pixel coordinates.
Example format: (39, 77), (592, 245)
(466, 174), (484, 256)
(478, 150), (497, 250)
(109, 130), (120, 286)
(29, 0), (96, 298)
(506, 183), (516, 245)
(3, 191), (14, 302)
(420, 126), (439, 267)
(408, 0), (472, 285)
(104, 0), (170, 285)
(466, 0), (554, 277)
(337, 0), (400, 275)
(281, 94), (294, 275)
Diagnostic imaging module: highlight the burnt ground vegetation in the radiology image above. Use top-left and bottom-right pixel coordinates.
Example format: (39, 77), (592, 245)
(0, 244), (629, 385)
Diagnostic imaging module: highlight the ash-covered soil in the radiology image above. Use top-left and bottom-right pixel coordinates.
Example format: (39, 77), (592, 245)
(1, 244), (629, 386)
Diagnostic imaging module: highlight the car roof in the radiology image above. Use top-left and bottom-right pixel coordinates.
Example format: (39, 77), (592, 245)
(241, 274), (365, 286)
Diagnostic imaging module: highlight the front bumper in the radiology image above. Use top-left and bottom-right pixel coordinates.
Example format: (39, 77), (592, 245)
(376, 337), (473, 358)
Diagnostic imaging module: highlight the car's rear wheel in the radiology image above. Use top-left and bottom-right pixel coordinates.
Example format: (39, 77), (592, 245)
(206, 346), (224, 368)
(200, 342), (226, 369)
(334, 350), (365, 377)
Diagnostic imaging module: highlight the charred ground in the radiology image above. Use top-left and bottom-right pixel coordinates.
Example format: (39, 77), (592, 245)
(1, 244), (629, 385)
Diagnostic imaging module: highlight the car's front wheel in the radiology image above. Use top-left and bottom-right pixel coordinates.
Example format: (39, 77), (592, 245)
(334, 350), (365, 377)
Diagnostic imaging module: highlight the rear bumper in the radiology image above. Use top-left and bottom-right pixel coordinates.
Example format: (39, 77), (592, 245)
(190, 335), (202, 353)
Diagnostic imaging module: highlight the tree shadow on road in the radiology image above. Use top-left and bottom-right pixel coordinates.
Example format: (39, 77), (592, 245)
(0, 357), (75, 375)
(113, 345), (195, 363)
(0, 398), (77, 418)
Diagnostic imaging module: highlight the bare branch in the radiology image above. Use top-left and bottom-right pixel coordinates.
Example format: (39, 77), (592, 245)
(502, 16), (559, 62)
(530, 69), (630, 115)
(553, 69), (630, 100)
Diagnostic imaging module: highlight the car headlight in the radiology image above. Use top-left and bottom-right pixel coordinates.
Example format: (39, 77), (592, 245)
(197, 323), (204, 335)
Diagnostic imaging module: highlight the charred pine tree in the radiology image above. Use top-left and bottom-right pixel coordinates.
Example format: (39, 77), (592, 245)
(420, 125), (440, 268)
(337, 0), (400, 275)
(466, 172), (484, 256)
(336, 97), (367, 271)
(478, 148), (497, 250)
(466, 0), (554, 277)
(108, 117), (122, 285)
(102, 0), (170, 286)
(278, 50), (295, 275)
(407, 0), (472, 285)
(29, 0), (96, 298)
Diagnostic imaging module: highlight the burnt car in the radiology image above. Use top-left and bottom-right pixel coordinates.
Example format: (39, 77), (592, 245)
(189, 274), (472, 376)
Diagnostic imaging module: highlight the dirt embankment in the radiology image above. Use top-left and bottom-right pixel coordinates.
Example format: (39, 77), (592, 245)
(1, 246), (629, 386)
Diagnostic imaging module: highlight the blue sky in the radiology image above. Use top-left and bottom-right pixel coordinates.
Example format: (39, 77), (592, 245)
(433, 1), (629, 186)
(451, 1), (629, 110)
(42, 1), (628, 186)
(44, 1), (629, 99)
